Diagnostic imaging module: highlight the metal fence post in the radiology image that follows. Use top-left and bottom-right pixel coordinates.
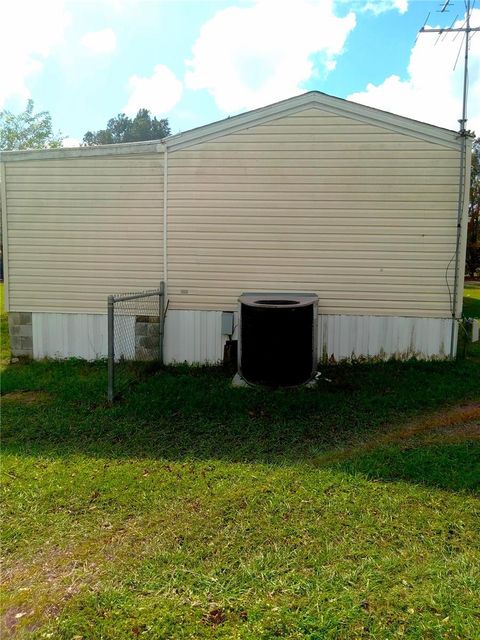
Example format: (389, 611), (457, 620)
(159, 281), (165, 365)
(107, 295), (115, 403)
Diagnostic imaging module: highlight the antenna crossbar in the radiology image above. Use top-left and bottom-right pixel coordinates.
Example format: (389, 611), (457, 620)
(419, 25), (480, 32)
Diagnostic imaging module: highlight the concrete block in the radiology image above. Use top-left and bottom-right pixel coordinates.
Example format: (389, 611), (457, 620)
(21, 336), (33, 349)
(136, 323), (148, 337)
(8, 311), (33, 357)
(8, 313), (21, 327)
(136, 336), (146, 348)
(138, 336), (158, 350)
(19, 313), (32, 326)
(10, 334), (33, 358)
(137, 315), (158, 324)
(134, 315), (160, 361)
(21, 325), (33, 337)
(11, 324), (32, 338)
(10, 336), (23, 350)
(147, 324), (160, 337)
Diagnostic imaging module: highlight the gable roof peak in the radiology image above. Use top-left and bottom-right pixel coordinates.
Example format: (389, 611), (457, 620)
(164, 90), (461, 152)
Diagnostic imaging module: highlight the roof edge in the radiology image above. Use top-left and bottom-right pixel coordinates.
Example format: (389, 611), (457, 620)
(0, 90), (467, 162)
(0, 140), (166, 163)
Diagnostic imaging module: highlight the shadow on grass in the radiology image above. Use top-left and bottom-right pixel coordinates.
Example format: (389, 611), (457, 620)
(323, 441), (480, 494)
(1, 342), (479, 494)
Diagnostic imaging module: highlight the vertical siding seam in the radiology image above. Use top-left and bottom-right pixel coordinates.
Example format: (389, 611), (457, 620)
(163, 149), (168, 298)
(1, 162), (10, 312)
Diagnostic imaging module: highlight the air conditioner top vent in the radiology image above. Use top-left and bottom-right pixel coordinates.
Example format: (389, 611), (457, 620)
(239, 292), (318, 309)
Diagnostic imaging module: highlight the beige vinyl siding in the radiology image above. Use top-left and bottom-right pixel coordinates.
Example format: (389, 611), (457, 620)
(5, 153), (163, 312)
(167, 107), (460, 316)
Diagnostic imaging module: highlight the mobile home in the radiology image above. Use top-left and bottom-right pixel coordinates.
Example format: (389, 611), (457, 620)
(0, 91), (471, 363)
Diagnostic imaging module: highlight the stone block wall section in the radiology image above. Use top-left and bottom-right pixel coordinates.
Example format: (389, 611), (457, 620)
(8, 312), (33, 358)
(135, 315), (160, 361)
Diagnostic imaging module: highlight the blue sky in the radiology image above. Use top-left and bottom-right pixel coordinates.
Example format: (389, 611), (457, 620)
(2, 0), (479, 144)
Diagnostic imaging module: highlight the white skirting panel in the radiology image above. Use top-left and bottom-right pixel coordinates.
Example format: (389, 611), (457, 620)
(164, 310), (228, 364)
(32, 313), (135, 361)
(33, 313), (108, 360)
(31, 311), (227, 363)
(318, 315), (455, 361)
(31, 311), (455, 363)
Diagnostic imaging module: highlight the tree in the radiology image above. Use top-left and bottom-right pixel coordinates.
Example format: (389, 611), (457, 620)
(83, 109), (170, 146)
(466, 137), (480, 279)
(0, 99), (63, 150)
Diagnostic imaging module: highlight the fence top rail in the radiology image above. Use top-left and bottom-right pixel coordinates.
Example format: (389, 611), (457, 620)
(110, 288), (163, 304)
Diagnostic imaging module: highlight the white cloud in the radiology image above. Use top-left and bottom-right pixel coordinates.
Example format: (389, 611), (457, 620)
(361, 0), (408, 15)
(81, 28), (117, 55)
(123, 64), (183, 116)
(348, 9), (480, 133)
(0, 0), (70, 108)
(185, 0), (356, 113)
(62, 136), (81, 147)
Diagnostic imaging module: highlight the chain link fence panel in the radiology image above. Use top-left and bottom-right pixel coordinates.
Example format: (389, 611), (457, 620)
(107, 283), (165, 403)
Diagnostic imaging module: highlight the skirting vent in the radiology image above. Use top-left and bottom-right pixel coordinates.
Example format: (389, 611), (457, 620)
(238, 292), (318, 387)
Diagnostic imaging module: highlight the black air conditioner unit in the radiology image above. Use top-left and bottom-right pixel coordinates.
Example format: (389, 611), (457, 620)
(238, 292), (318, 387)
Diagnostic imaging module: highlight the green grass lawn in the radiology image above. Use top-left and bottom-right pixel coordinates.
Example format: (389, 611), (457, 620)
(463, 281), (480, 318)
(1, 283), (480, 639)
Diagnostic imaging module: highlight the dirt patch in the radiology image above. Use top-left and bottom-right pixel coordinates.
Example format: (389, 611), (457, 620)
(381, 403), (480, 444)
(1, 606), (36, 639)
(1, 519), (147, 637)
(2, 390), (53, 406)
(1, 546), (97, 638)
(420, 419), (480, 444)
(314, 403), (480, 466)
(202, 607), (226, 626)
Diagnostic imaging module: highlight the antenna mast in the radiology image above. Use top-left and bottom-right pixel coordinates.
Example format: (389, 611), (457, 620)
(418, 1), (479, 357)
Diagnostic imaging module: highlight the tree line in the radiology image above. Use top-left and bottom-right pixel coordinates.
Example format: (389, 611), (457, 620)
(0, 100), (170, 150)
(467, 137), (480, 278)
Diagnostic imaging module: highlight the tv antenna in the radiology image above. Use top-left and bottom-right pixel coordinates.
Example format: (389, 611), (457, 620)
(419, 0), (479, 134)
(419, 1), (480, 358)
